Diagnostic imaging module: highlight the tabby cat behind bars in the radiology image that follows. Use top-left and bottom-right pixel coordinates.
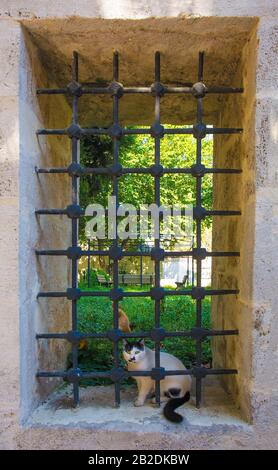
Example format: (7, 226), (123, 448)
(123, 339), (191, 423)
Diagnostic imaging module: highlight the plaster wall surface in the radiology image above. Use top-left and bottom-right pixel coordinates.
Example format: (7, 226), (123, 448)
(212, 26), (257, 422)
(20, 31), (72, 420)
(0, 0), (277, 450)
(213, 17), (278, 427)
(20, 16), (256, 126)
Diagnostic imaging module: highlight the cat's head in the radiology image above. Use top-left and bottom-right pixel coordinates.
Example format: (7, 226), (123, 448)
(122, 339), (145, 363)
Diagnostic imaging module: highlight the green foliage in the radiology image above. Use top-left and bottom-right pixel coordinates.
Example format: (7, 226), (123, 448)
(79, 127), (213, 242)
(79, 135), (113, 243)
(118, 129), (213, 212)
(75, 287), (212, 386)
(76, 128), (213, 386)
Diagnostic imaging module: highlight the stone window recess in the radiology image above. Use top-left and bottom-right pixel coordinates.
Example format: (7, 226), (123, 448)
(19, 17), (258, 424)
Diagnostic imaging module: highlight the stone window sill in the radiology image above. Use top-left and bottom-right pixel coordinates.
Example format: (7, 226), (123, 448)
(27, 377), (248, 431)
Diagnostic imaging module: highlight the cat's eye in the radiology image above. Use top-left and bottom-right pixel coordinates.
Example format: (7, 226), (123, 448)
(135, 351), (140, 354)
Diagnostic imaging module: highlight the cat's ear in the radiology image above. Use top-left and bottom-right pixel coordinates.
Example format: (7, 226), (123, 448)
(138, 338), (145, 348)
(122, 339), (128, 349)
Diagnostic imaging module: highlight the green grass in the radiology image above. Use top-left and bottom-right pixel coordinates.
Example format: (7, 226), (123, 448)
(73, 283), (212, 386)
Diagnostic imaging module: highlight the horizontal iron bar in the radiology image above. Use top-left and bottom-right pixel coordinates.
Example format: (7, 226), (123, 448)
(35, 166), (69, 174)
(35, 166), (242, 176)
(36, 250), (68, 256)
(206, 210), (241, 217)
(208, 251), (240, 257)
(37, 292), (67, 298)
(205, 168), (242, 174)
(124, 369), (238, 377)
(36, 329), (238, 340)
(37, 129), (67, 136)
(36, 126), (243, 136)
(36, 368), (238, 379)
(37, 85), (243, 95)
(163, 128), (243, 135)
(163, 168), (242, 175)
(35, 249), (240, 258)
(165, 329), (238, 338)
(37, 288), (239, 298)
(35, 208), (241, 217)
(165, 289), (239, 296)
(207, 210), (241, 216)
(206, 86), (243, 94)
(35, 209), (67, 215)
(37, 88), (68, 95)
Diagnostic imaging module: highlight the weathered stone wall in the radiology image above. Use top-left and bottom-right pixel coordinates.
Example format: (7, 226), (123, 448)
(212, 25), (257, 422)
(250, 17), (278, 425)
(0, 17), (21, 449)
(0, 0), (277, 451)
(19, 29), (72, 418)
(212, 17), (278, 426)
(19, 16), (256, 127)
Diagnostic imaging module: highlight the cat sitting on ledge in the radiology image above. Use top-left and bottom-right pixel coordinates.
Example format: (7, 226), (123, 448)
(123, 338), (191, 423)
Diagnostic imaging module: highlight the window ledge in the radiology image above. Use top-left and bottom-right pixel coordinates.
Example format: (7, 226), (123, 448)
(27, 377), (249, 432)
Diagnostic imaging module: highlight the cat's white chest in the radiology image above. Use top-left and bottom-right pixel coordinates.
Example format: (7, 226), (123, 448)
(127, 357), (150, 372)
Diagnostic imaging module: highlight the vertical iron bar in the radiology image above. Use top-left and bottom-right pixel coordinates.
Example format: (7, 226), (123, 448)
(154, 51), (161, 406)
(198, 52), (204, 83)
(71, 51), (79, 406)
(195, 51), (205, 408)
(112, 52), (121, 407)
(140, 243), (143, 288)
(192, 235), (195, 286)
(87, 239), (91, 288)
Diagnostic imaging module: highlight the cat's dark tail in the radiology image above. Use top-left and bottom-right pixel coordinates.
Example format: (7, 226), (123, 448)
(163, 390), (190, 423)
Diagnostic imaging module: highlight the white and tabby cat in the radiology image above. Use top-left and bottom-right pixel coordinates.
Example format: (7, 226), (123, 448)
(123, 339), (191, 423)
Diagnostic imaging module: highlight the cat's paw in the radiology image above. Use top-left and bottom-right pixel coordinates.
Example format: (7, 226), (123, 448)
(134, 398), (145, 407)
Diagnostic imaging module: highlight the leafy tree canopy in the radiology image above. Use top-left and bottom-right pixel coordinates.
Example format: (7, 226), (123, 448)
(79, 126), (213, 243)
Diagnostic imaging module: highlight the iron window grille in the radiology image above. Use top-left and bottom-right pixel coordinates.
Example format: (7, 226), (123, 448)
(35, 51), (242, 408)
